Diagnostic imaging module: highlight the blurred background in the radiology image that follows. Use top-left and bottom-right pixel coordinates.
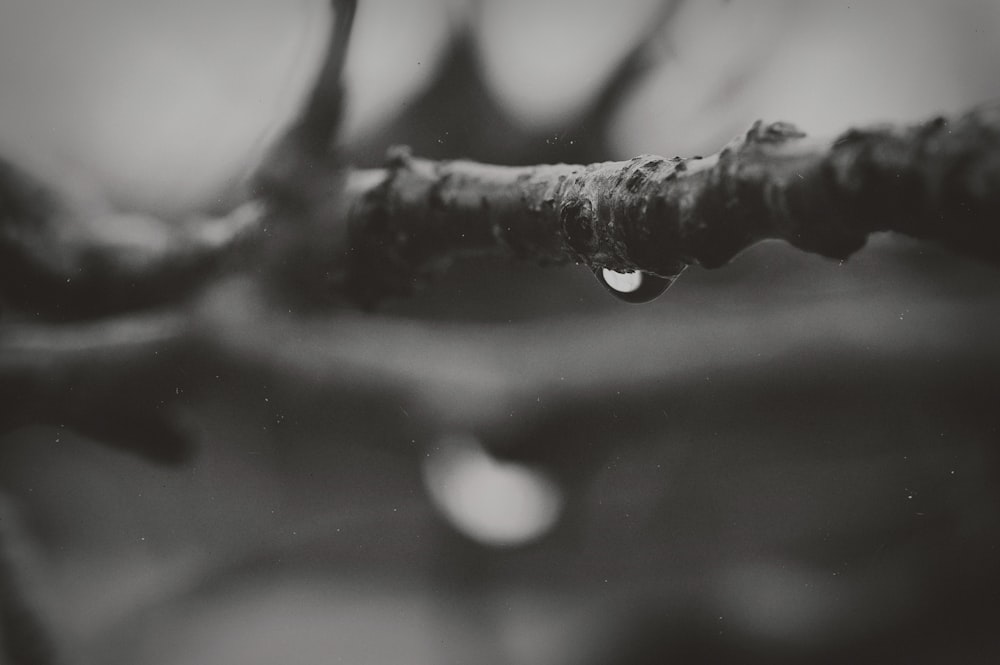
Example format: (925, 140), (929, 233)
(2, 0), (1000, 663)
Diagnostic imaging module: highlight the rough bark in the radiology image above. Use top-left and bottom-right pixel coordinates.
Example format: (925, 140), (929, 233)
(338, 103), (1000, 305)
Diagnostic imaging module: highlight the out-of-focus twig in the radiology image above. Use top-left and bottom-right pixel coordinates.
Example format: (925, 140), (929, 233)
(255, 0), (356, 180)
(0, 1), (358, 321)
(0, 310), (200, 463)
(0, 156), (261, 321)
(4, 102), (1000, 315)
(0, 497), (60, 665)
(3, 275), (999, 464)
(567, 0), (686, 158)
(345, 0), (685, 165)
(248, 0), (357, 305)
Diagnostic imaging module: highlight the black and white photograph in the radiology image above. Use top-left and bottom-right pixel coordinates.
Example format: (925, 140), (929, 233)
(2, 0), (999, 662)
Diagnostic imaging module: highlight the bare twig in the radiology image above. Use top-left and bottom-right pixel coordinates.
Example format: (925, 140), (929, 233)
(0, 155), (260, 320)
(345, 0), (684, 166)
(247, 0), (358, 306)
(292, 0), (357, 157)
(335, 103), (1000, 305)
(4, 101), (1000, 315)
(0, 1), (357, 321)
(255, 0), (356, 182)
(566, 0), (686, 158)
(2, 0), (995, 318)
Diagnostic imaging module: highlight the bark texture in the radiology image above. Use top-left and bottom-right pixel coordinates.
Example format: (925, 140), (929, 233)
(338, 103), (1000, 305)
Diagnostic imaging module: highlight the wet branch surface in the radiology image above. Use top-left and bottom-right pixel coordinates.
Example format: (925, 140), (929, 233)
(339, 103), (1000, 305)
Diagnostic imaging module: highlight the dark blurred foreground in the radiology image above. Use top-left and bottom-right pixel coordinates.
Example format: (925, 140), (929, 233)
(3, 235), (999, 664)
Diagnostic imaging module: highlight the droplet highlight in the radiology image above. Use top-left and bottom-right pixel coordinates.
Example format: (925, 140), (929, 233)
(594, 266), (685, 303)
(601, 269), (643, 293)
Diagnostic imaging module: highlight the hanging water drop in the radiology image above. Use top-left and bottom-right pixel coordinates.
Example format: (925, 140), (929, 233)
(601, 269), (643, 294)
(594, 266), (685, 303)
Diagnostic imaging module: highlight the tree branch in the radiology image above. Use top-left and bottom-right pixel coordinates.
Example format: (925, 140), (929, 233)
(0, 155), (260, 320)
(335, 103), (1000, 305)
(3, 102), (999, 316)
(0, 309), (201, 463)
(0, 1), (356, 321)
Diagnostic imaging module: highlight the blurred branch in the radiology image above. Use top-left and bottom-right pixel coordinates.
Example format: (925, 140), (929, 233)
(0, 1), (358, 321)
(568, 0), (685, 156)
(1, 0), (995, 320)
(336, 103), (1000, 305)
(247, 0), (357, 306)
(0, 497), (60, 665)
(3, 275), (998, 464)
(0, 310), (201, 463)
(345, 0), (684, 165)
(0, 155), (262, 321)
(255, 0), (356, 185)
(290, 0), (357, 157)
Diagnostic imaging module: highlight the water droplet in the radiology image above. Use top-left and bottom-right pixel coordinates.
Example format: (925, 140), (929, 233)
(593, 266), (685, 303)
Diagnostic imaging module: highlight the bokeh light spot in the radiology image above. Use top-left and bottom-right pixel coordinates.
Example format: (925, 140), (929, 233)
(422, 434), (563, 547)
